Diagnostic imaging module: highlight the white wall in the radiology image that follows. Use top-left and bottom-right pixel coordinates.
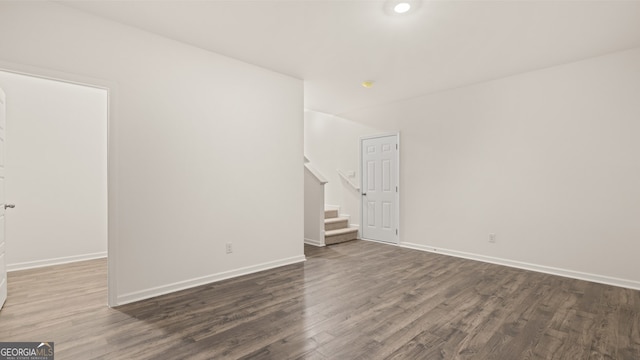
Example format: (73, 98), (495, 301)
(0, 71), (107, 270)
(0, 1), (304, 305)
(304, 110), (390, 226)
(348, 48), (640, 289)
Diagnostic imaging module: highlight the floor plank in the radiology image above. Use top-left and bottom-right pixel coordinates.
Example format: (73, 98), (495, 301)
(1, 240), (639, 359)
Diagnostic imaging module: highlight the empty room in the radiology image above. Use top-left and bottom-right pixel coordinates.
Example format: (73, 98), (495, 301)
(0, 0), (639, 359)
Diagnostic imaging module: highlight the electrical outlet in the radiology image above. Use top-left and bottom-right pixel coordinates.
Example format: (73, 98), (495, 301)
(489, 233), (496, 243)
(226, 243), (233, 254)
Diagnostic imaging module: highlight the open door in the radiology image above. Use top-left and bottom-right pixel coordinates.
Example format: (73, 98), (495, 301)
(0, 87), (7, 309)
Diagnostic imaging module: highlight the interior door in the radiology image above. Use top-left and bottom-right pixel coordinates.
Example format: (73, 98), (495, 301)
(361, 134), (398, 243)
(0, 87), (7, 309)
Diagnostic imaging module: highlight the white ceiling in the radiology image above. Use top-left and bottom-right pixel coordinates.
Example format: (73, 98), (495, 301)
(60, 0), (640, 119)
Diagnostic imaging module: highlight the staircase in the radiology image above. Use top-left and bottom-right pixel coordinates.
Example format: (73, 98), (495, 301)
(324, 209), (358, 245)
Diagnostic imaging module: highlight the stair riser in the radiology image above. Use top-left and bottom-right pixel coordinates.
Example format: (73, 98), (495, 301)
(324, 209), (339, 219)
(325, 220), (348, 231)
(325, 230), (358, 245)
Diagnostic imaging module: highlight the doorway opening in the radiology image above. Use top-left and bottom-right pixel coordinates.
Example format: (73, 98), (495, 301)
(0, 70), (109, 305)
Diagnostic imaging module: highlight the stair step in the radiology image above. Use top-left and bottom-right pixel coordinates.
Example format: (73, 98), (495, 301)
(325, 227), (358, 245)
(324, 217), (349, 231)
(324, 209), (339, 219)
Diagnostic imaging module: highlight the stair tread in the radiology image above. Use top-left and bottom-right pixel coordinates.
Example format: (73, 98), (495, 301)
(325, 227), (358, 236)
(324, 217), (348, 224)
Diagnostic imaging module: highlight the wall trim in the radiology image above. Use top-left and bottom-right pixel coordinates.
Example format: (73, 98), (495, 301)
(116, 255), (306, 306)
(7, 252), (107, 272)
(304, 238), (325, 247)
(400, 242), (640, 291)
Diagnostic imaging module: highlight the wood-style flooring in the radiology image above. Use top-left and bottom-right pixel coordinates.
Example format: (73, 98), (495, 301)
(0, 240), (639, 359)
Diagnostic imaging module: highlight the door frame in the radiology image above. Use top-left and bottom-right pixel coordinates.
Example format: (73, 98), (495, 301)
(0, 87), (6, 309)
(359, 132), (400, 245)
(0, 60), (117, 307)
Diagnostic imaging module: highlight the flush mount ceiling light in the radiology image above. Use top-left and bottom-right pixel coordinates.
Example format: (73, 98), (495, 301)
(361, 81), (375, 88)
(394, 2), (411, 13)
(384, 0), (420, 16)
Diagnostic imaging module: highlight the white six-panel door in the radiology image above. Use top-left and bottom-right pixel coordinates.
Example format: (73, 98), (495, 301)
(361, 134), (398, 243)
(0, 88), (7, 309)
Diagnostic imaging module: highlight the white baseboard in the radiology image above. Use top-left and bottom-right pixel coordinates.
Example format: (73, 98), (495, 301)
(116, 255), (307, 306)
(7, 251), (107, 272)
(304, 238), (325, 247)
(400, 242), (640, 291)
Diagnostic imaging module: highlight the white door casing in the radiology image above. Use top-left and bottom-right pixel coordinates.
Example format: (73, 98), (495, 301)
(361, 134), (399, 243)
(0, 87), (7, 309)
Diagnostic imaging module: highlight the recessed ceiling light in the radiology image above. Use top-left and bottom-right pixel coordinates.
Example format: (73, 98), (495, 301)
(394, 2), (411, 14)
(361, 81), (375, 88)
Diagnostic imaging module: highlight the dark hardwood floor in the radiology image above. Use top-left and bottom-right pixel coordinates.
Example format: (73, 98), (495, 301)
(1, 240), (638, 359)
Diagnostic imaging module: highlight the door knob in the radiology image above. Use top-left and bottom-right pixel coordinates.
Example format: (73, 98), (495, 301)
(4, 204), (15, 209)
(362, 193), (367, 196)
